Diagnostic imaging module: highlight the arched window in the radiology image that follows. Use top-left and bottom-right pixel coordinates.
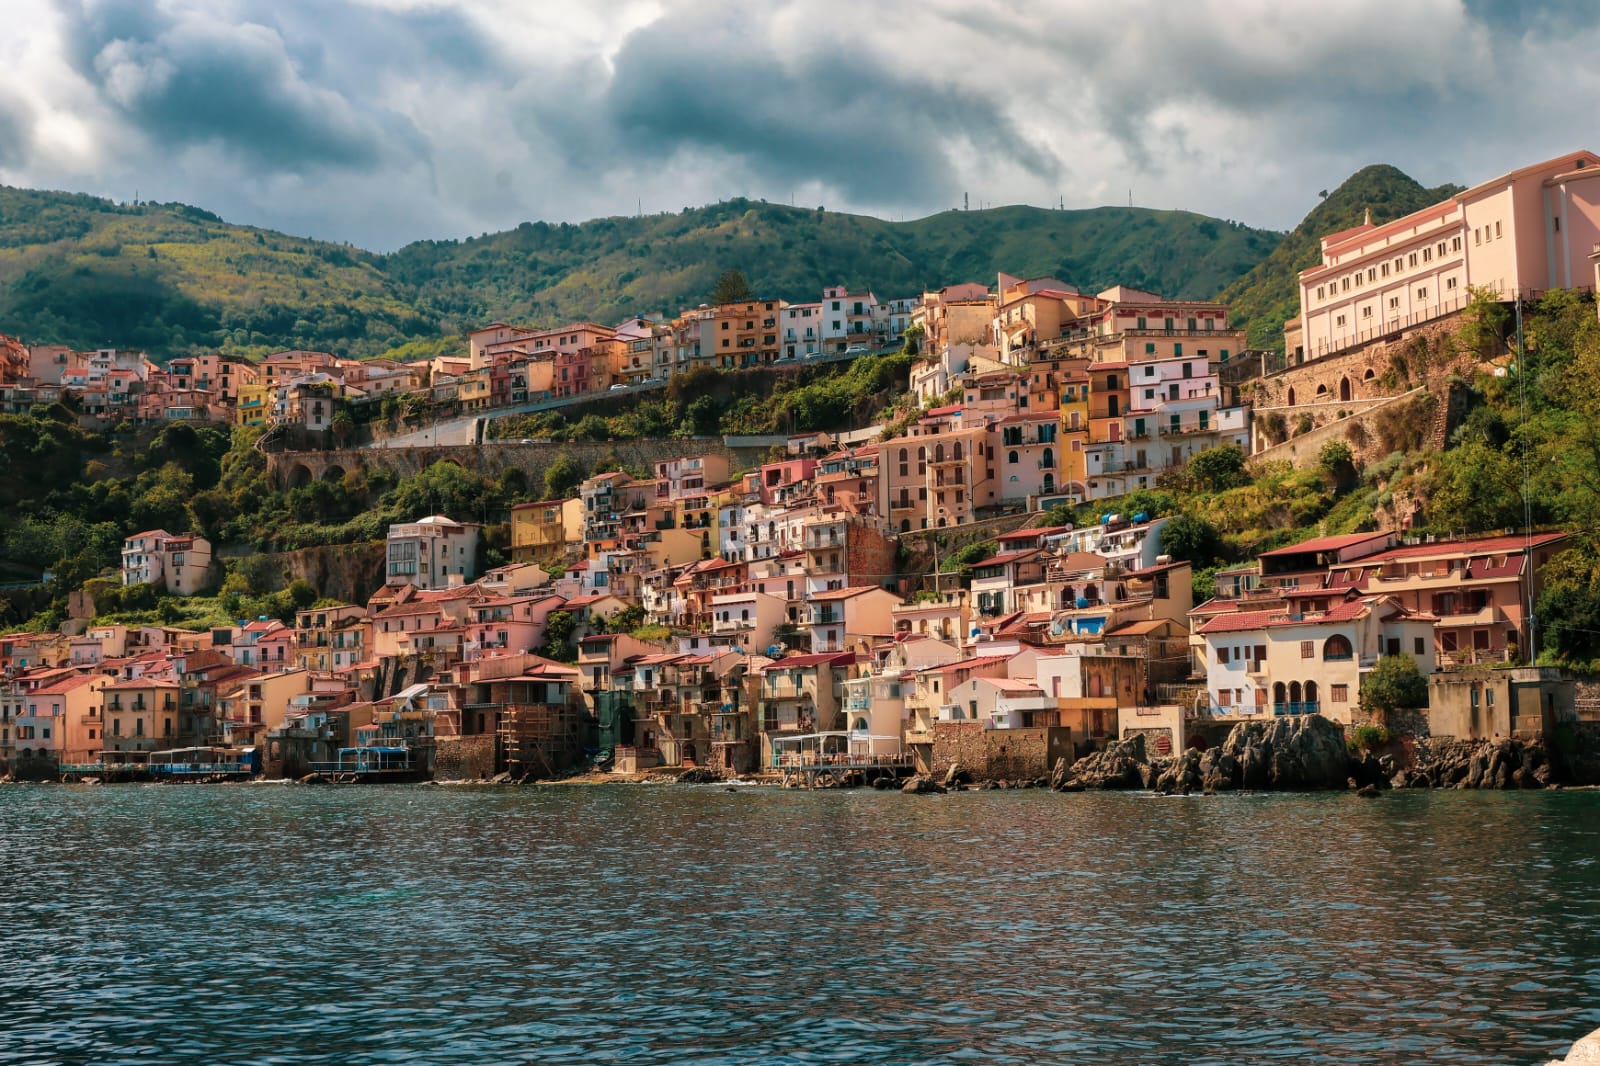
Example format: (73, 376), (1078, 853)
(1287, 387), (1296, 406)
(1008, 450), (1019, 464)
(1339, 377), (1352, 402)
(1289, 681), (1303, 703)
(1273, 682), (1287, 704)
(1304, 680), (1319, 705)
(952, 443), (963, 461)
(934, 443), (945, 463)
(1323, 635), (1353, 660)
(1042, 447), (1054, 469)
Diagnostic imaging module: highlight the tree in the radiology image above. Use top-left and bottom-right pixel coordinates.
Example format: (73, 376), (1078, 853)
(1159, 513), (1222, 566)
(543, 453), (584, 499)
(1359, 654), (1429, 724)
(710, 269), (755, 305)
(540, 610), (578, 661)
(1187, 444), (1250, 492)
(1317, 438), (1357, 491)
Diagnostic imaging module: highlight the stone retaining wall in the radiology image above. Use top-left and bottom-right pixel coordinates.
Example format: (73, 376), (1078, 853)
(434, 735), (497, 781)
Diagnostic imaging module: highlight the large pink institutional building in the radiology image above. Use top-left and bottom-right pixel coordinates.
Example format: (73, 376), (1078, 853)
(1289, 151), (1600, 360)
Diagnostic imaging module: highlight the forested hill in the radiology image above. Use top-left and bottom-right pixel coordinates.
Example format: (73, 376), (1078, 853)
(1219, 165), (1466, 350)
(0, 186), (1280, 359)
(380, 200), (1280, 331)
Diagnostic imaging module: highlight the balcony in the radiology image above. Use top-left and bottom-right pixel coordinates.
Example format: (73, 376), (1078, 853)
(1271, 702), (1320, 716)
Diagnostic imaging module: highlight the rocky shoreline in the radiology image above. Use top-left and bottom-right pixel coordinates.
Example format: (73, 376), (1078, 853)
(1044, 714), (1600, 795)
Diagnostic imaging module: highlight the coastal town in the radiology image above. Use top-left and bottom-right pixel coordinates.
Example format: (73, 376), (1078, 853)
(3, 150), (1600, 787)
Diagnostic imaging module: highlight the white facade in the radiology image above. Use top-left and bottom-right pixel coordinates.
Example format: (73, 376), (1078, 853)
(121, 530), (213, 595)
(385, 515), (482, 590)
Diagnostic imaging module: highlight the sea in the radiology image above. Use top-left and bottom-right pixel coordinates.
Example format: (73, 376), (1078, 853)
(2, 783), (1597, 1065)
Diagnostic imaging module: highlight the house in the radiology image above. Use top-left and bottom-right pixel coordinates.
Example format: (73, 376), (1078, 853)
(102, 677), (181, 753)
(752, 652), (856, 766)
(807, 586), (900, 654)
(15, 673), (110, 767)
(385, 515), (482, 590)
(510, 499), (572, 565)
(121, 530), (214, 595)
(944, 675), (1055, 729)
(294, 604), (368, 672)
(1197, 595), (1436, 724)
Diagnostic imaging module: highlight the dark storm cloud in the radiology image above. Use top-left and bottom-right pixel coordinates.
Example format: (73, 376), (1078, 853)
(52, 0), (506, 173)
(0, 91), (34, 168)
(518, 7), (1060, 210)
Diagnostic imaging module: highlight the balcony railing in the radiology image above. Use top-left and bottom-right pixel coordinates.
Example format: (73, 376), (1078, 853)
(1271, 701), (1320, 716)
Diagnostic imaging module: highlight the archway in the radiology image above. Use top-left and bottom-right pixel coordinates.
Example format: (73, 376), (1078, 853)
(322, 464), (347, 484)
(1273, 682), (1287, 707)
(287, 463), (313, 489)
(1289, 681), (1303, 704)
(1304, 680), (1319, 707)
(1287, 387), (1296, 406)
(1339, 377), (1352, 402)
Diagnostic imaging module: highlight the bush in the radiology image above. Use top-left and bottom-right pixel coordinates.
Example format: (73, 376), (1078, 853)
(1350, 724), (1392, 751)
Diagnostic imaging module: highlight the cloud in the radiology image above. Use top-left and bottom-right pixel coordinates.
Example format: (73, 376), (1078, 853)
(3, 0), (1598, 251)
(0, 91), (35, 169)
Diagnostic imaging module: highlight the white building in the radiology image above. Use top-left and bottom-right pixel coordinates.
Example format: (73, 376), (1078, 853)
(121, 530), (214, 595)
(385, 515), (482, 590)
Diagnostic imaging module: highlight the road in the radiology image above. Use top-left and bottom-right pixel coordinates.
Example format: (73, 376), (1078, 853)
(368, 347), (892, 450)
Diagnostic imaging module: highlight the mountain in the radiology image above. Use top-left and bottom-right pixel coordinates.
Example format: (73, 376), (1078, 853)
(0, 186), (1280, 358)
(1219, 165), (1466, 350)
(0, 186), (436, 359)
(381, 199), (1281, 331)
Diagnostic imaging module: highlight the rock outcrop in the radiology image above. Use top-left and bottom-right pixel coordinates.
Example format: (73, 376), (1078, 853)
(1050, 734), (1148, 791)
(902, 776), (947, 795)
(1547, 1025), (1600, 1065)
(1214, 714), (1351, 791)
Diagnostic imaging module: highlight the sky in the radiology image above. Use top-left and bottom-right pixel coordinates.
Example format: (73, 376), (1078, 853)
(1, 0), (1596, 252)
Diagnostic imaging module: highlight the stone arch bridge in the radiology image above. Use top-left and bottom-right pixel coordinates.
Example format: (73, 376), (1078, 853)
(267, 438), (771, 492)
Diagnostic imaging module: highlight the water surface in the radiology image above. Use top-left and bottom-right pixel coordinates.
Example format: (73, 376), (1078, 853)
(3, 784), (1597, 1065)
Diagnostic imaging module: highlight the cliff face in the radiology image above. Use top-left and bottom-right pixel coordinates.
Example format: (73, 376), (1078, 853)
(266, 542), (388, 606)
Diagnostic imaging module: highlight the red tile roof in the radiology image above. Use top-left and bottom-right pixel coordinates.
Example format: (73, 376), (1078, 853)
(1258, 532), (1392, 557)
(1197, 610), (1277, 635)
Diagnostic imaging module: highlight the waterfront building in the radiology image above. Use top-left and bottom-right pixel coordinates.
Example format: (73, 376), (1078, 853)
(807, 586), (900, 655)
(294, 604), (368, 672)
(15, 673), (110, 767)
(1196, 594), (1436, 723)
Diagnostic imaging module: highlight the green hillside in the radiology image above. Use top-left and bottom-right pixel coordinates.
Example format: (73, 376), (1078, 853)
(0, 186), (436, 359)
(383, 199), (1281, 329)
(0, 186), (1280, 358)
(1218, 166), (1465, 350)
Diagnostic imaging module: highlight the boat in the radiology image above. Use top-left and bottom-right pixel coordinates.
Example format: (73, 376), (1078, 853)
(147, 745), (261, 782)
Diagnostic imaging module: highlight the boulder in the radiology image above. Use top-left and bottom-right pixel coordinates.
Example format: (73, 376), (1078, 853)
(1547, 1025), (1600, 1065)
(942, 764), (972, 789)
(676, 767), (724, 784)
(1054, 734), (1149, 791)
(1219, 714), (1350, 790)
(1155, 749), (1203, 795)
(1199, 747), (1238, 793)
(1356, 783), (1382, 798)
(870, 775), (897, 790)
(901, 776), (946, 795)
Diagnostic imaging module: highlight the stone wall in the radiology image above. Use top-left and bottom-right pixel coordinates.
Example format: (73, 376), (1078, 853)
(1251, 388), (1428, 468)
(1255, 312), (1469, 415)
(434, 735), (497, 781)
(927, 722), (1072, 781)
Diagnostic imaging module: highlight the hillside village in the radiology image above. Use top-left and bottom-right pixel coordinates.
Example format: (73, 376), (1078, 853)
(3, 150), (1600, 785)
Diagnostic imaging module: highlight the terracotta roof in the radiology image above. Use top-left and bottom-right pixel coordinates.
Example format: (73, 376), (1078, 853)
(972, 548), (1043, 568)
(996, 526), (1068, 542)
(809, 585), (888, 602)
(1104, 619), (1169, 637)
(1197, 610), (1277, 635)
(974, 677), (1046, 695)
(1354, 531), (1567, 564)
(923, 654), (1014, 675)
(1257, 532), (1392, 557)
(759, 652), (855, 671)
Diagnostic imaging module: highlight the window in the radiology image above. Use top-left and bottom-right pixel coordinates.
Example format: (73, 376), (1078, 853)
(1409, 253), (1418, 267)
(1145, 342), (1156, 354)
(1362, 307), (1372, 318)
(1330, 684), (1349, 703)
(1300, 640), (1314, 659)
(1417, 287), (1428, 299)
(1495, 221), (1502, 238)
(1317, 286), (1325, 299)
(1451, 236), (1461, 251)
(1414, 637), (1425, 655)
(1554, 216), (1561, 232)
(1446, 277), (1458, 290)
(1389, 297), (1400, 310)
(1475, 228), (1481, 245)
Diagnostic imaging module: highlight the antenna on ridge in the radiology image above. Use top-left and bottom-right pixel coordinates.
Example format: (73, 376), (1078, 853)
(964, 192), (969, 211)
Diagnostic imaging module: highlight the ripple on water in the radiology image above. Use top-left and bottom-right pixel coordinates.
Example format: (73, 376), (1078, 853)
(1, 785), (1599, 1065)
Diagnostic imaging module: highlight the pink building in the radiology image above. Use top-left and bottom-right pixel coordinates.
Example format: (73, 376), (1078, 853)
(1294, 150), (1600, 361)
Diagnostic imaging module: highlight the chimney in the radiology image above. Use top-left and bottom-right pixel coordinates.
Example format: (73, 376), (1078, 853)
(1363, 208), (1372, 227)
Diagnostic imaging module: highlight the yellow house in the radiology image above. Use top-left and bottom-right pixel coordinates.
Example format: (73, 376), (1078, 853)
(102, 677), (181, 752)
(1059, 362), (1091, 500)
(235, 381), (272, 427)
(220, 668), (311, 736)
(511, 499), (572, 564)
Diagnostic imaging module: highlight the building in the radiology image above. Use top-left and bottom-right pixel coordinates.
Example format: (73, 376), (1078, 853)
(121, 530), (214, 595)
(1293, 150), (1600, 361)
(385, 516), (483, 590)
(1197, 595), (1436, 724)
(510, 499), (573, 565)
